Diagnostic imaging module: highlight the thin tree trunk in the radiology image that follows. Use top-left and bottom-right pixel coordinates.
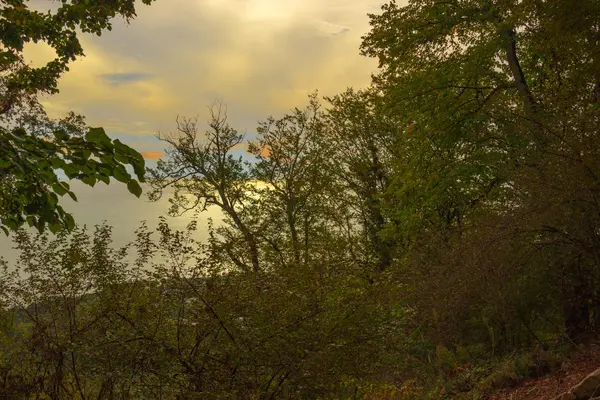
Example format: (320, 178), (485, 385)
(503, 27), (545, 148)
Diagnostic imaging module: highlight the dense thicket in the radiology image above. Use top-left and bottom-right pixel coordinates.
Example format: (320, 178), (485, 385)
(1, 0), (600, 398)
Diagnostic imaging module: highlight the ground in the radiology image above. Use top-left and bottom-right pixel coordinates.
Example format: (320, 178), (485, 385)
(487, 345), (600, 400)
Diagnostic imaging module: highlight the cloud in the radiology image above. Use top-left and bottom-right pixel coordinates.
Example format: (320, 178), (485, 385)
(140, 151), (165, 160)
(28, 0), (379, 135)
(99, 72), (152, 86)
(35, 37), (177, 128)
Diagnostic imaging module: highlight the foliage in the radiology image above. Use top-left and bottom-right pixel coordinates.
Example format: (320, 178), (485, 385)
(361, 0), (600, 347)
(0, 120), (144, 234)
(3, 0), (600, 398)
(0, 0), (153, 235)
(0, 221), (411, 398)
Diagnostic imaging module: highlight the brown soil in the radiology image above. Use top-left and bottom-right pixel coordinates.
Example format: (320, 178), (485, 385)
(486, 346), (600, 400)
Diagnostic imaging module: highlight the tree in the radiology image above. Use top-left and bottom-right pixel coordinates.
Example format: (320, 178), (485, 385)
(248, 93), (332, 268)
(146, 99), (414, 396)
(324, 87), (397, 272)
(148, 104), (261, 273)
(361, 0), (600, 341)
(0, 0), (154, 235)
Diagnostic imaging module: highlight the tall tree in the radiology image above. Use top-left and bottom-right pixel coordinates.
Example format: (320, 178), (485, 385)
(248, 93), (331, 268)
(361, 0), (600, 340)
(325, 88), (396, 272)
(148, 105), (261, 273)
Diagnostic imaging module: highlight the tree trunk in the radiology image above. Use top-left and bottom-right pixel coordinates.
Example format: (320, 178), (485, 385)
(503, 27), (545, 149)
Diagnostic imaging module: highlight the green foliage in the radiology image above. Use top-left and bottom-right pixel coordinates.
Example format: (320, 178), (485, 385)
(324, 87), (397, 271)
(0, 220), (411, 398)
(360, 0), (600, 352)
(0, 123), (145, 234)
(0, 0), (153, 235)
(476, 350), (562, 394)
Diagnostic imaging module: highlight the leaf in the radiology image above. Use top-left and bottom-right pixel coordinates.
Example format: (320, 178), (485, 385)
(97, 174), (110, 185)
(86, 127), (111, 145)
(53, 182), (68, 196)
(114, 152), (130, 164)
(113, 139), (129, 153)
(132, 159), (146, 181)
(127, 146), (145, 162)
(81, 175), (96, 187)
(113, 165), (130, 183)
(36, 220), (46, 234)
(51, 157), (64, 169)
(54, 129), (70, 141)
(47, 192), (59, 207)
(64, 213), (75, 231)
(0, 159), (12, 169)
(49, 223), (61, 234)
(67, 191), (78, 201)
(100, 155), (117, 167)
(62, 163), (79, 178)
(127, 179), (143, 198)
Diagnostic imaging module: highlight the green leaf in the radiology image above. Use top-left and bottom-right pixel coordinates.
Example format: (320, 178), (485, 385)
(113, 165), (130, 183)
(67, 191), (78, 201)
(114, 152), (130, 164)
(47, 192), (59, 207)
(62, 163), (79, 178)
(49, 223), (61, 234)
(113, 139), (129, 153)
(81, 175), (96, 187)
(54, 129), (70, 141)
(127, 179), (142, 198)
(50, 157), (64, 169)
(97, 174), (110, 185)
(52, 182), (68, 196)
(132, 159), (146, 180)
(0, 159), (12, 169)
(127, 146), (144, 162)
(86, 127), (111, 145)
(100, 155), (116, 167)
(64, 213), (75, 231)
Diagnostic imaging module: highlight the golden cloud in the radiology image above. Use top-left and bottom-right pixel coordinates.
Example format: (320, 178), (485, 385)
(140, 151), (165, 160)
(28, 0), (378, 137)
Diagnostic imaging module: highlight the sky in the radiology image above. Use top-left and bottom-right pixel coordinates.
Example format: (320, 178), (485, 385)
(1, 0), (385, 263)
